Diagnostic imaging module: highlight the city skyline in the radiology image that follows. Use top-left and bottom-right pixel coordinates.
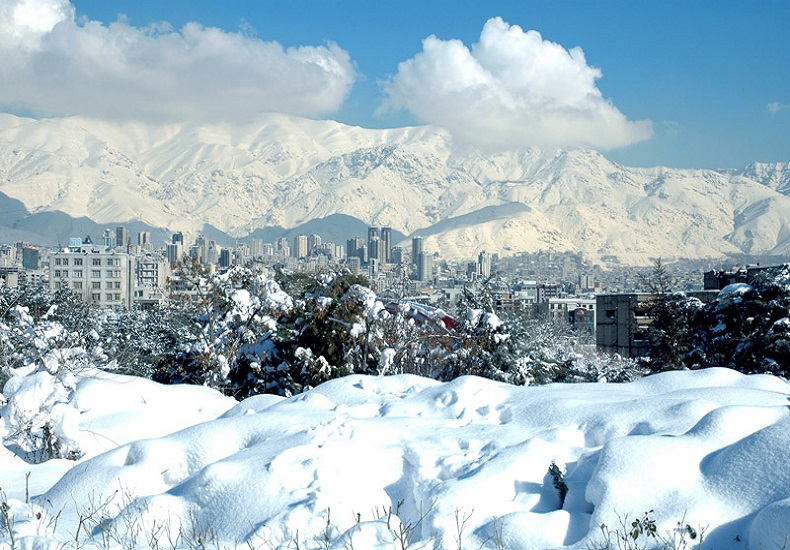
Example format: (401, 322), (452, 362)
(0, 0), (786, 170)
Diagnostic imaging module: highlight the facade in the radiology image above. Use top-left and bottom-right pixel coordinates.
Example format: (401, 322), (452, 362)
(417, 251), (433, 282)
(22, 247), (41, 270)
(381, 227), (392, 263)
(412, 236), (423, 266)
(596, 293), (653, 358)
(49, 249), (136, 309)
(292, 235), (308, 259)
(115, 226), (129, 250)
(478, 251), (492, 279)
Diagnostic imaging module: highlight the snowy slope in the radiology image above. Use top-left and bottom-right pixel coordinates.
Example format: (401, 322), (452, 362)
(1, 113), (789, 262)
(3, 369), (790, 549)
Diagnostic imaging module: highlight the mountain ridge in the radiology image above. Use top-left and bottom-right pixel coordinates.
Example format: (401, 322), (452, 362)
(1, 113), (788, 264)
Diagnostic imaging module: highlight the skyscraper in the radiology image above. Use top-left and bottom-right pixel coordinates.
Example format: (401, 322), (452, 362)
(381, 227), (392, 263)
(116, 226), (129, 250)
(293, 235), (308, 258)
(478, 251), (492, 278)
(412, 236), (423, 266)
(417, 252), (433, 282)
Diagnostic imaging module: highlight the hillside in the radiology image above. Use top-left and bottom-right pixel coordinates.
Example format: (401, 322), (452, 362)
(1, 113), (788, 263)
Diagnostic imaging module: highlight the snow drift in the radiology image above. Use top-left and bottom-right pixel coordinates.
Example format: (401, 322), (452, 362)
(2, 368), (790, 549)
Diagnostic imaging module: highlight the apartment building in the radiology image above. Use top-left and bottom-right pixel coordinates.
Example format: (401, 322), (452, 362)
(49, 249), (136, 309)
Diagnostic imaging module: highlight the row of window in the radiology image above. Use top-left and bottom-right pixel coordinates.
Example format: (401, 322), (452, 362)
(53, 257), (121, 267)
(53, 270), (122, 278)
(71, 281), (122, 290)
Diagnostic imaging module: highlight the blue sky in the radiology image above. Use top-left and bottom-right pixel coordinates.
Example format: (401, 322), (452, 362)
(1, 0), (787, 169)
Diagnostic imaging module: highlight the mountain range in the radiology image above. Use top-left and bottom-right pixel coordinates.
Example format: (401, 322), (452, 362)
(0, 112), (788, 264)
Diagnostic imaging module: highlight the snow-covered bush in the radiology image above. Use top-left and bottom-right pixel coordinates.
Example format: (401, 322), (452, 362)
(0, 294), (95, 462)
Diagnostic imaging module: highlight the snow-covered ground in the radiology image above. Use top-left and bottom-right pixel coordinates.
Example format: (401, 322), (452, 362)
(2, 368), (790, 549)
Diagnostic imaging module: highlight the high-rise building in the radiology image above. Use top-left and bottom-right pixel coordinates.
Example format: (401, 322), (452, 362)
(116, 226), (129, 250)
(293, 235), (308, 258)
(381, 227), (392, 263)
(249, 238), (263, 259)
(391, 246), (404, 265)
(308, 234), (322, 255)
(22, 247), (40, 270)
(368, 237), (382, 264)
(478, 251), (492, 279)
(412, 237), (423, 266)
(102, 228), (117, 249)
(172, 232), (184, 245)
(166, 243), (182, 266)
(417, 251), (433, 282)
(138, 231), (153, 252)
(367, 226), (380, 243)
(219, 249), (232, 268)
(195, 236), (210, 265)
(346, 237), (365, 261)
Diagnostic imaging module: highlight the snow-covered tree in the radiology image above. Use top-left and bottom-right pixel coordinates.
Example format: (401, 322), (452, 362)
(688, 265), (790, 375)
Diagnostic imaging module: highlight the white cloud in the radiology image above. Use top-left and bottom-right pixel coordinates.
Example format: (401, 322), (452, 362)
(767, 102), (789, 115)
(0, 0), (356, 122)
(381, 17), (652, 151)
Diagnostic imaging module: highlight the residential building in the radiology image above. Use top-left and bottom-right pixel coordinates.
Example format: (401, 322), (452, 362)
(292, 235), (308, 259)
(50, 249), (136, 309)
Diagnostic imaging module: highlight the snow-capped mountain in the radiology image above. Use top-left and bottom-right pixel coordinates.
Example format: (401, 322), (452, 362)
(1, 112), (788, 263)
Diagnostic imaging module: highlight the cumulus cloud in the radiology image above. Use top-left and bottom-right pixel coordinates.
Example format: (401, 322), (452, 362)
(381, 17), (652, 151)
(0, 0), (356, 122)
(767, 102), (789, 115)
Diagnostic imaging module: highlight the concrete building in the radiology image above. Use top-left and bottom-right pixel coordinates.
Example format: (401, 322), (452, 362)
(478, 251), (492, 279)
(381, 227), (392, 263)
(292, 235), (308, 259)
(596, 293), (653, 358)
(50, 248), (136, 309)
(412, 236), (423, 267)
(417, 251), (433, 282)
(22, 247), (41, 270)
(115, 226), (129, 250)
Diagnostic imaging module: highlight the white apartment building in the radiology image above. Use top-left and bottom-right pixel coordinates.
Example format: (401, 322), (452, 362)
(49, 249), (136, 309)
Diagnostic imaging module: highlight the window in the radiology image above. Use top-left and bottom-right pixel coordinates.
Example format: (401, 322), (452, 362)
(53, 270), (61, 278)
(106, 293), (114, 301)
(91, 293), (101, 302)
(114, 281), (121, 290)
(73, 282), (82, 290)
(92, 270), (101, 278)
(114, 293), (121, 301)
(73, 258), (83, 266)
(74, 270), (83, 278)
(106, 270), (114, 278)
(92, 258), (101, 266)
(62, 258), (69, 266)
(54, 258), (62, 266)
(92, 282), (101, 290)
(106, 282), (113, 290)
(62, 270), (68, 277)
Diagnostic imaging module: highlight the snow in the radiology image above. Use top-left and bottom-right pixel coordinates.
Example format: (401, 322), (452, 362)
(2, 368), (790, 549)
